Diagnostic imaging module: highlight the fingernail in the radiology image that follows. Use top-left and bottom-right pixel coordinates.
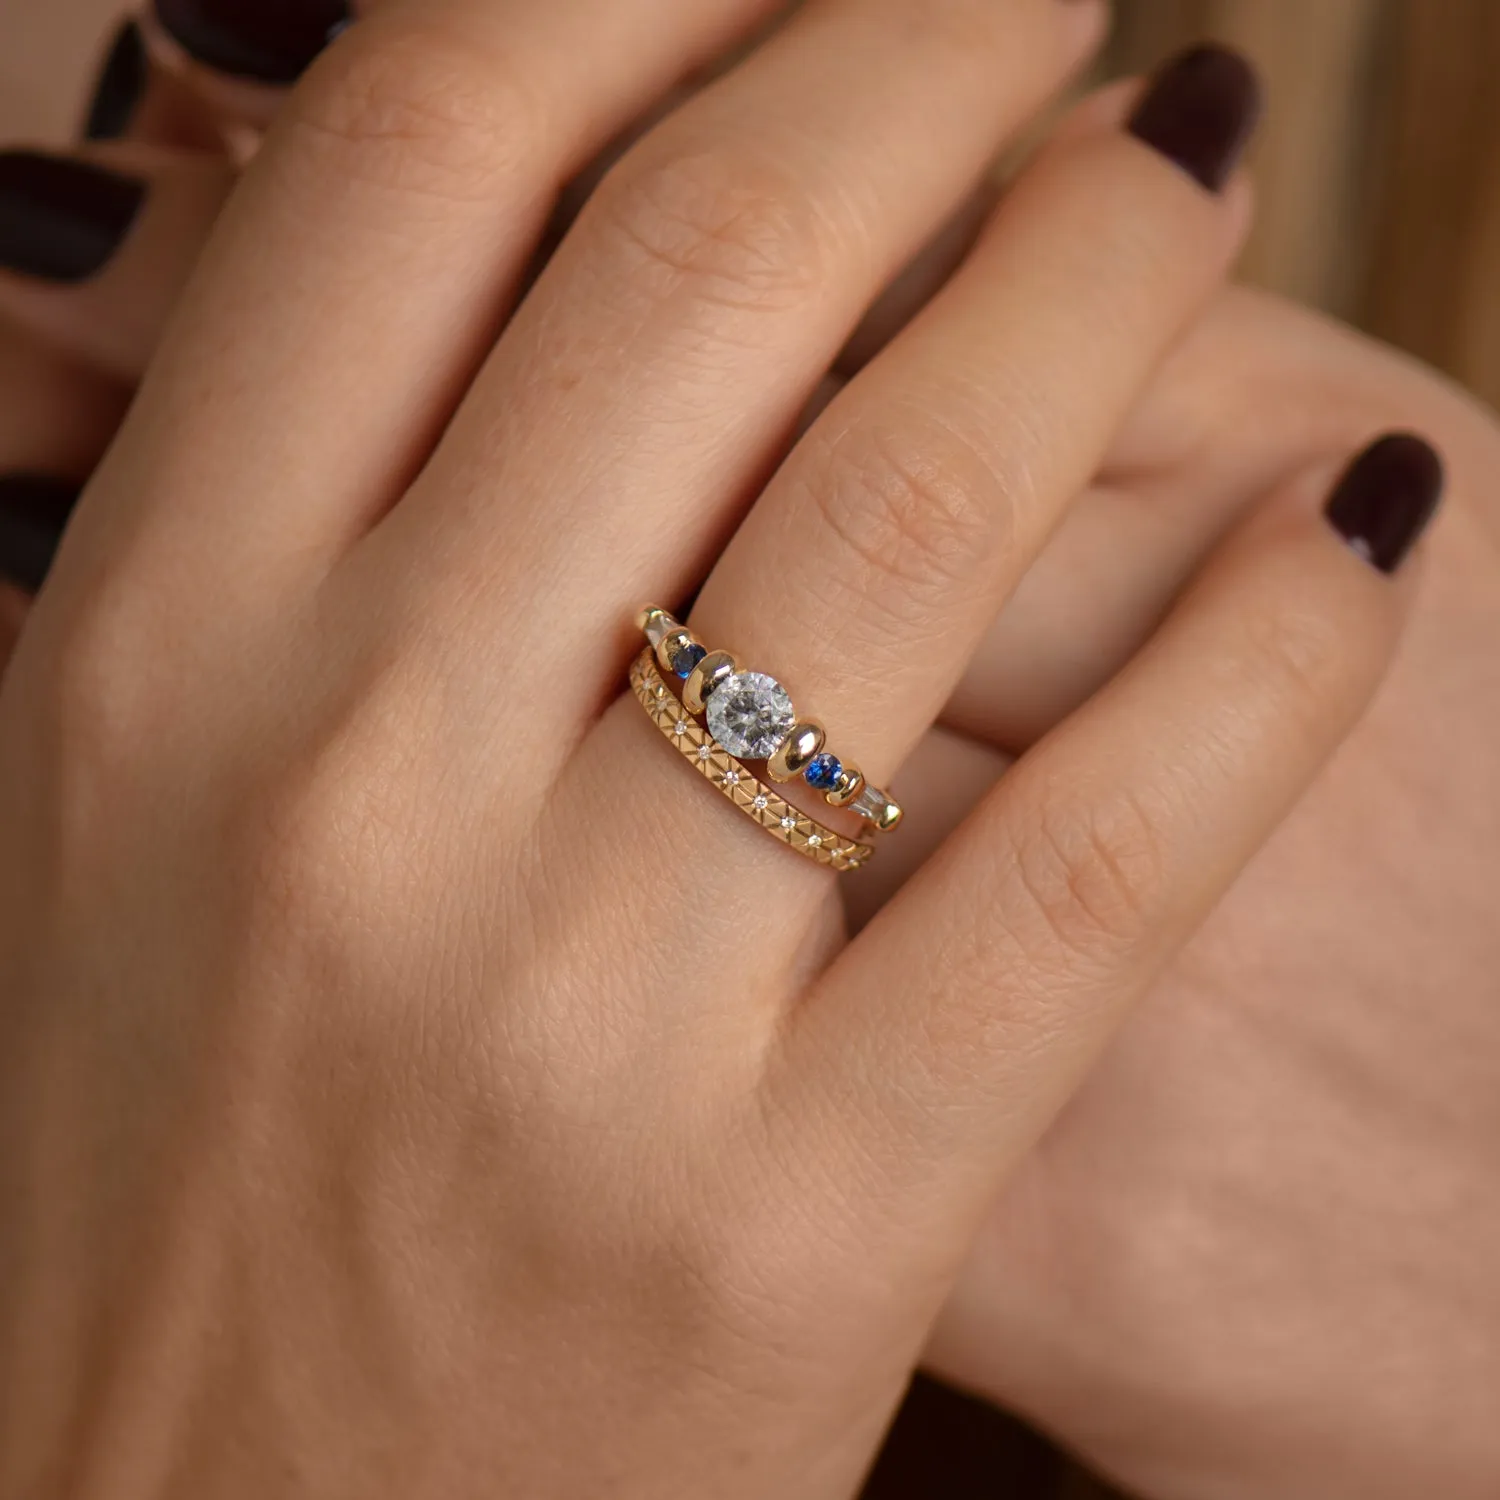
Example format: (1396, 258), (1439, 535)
(1325, 434), (1445, 575)
(0, 475), (81, 594)
(0, 153), (146, 284)
(83, 19), (148, 142)
(1128, 44), (1263, 193)
(153, 0), (351, 86)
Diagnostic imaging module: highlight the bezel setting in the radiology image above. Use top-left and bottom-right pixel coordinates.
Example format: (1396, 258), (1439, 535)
(634, 607), (902, 837)
(704, 672), (797, 761)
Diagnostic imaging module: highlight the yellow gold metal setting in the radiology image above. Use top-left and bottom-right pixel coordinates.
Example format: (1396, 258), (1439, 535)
(654, 627), (695, 677)
(682, 650), (737, 715)
(766, 722), (825, 784)
(633, 606), (901, 837)
(826, 765), (865, 808)
(631, 652), (873, 872)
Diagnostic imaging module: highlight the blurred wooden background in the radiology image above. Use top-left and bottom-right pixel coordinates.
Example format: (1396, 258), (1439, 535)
(0, 1), (1492, 1496)
(1108, 0), (1500, 411)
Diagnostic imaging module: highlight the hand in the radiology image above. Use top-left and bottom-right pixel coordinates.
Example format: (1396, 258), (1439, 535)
(0, 6), (1428, 1497)
(900, 289), (1500, 1500)
(1, 9), (1488, 1495)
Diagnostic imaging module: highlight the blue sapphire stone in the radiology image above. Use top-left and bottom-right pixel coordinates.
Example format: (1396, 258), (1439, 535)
(804, 753), (842, 791)
(670, 642), (707, 679)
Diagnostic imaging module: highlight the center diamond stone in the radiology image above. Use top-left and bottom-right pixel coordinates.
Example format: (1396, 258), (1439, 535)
(705, 672), (796, 760)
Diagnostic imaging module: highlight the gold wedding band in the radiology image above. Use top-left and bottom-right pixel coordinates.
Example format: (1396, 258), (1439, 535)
(631, 651), (875, 873)
(630, 606), (904, 871)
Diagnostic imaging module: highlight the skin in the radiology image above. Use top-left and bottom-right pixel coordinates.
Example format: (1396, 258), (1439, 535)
(0, 2), (1493, 1497)
(915, 291), (1500, 1500)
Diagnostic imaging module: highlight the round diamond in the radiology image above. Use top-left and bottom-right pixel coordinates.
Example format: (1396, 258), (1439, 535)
(697, 744), (713, 760)
(780, 815), (797, 830)
(807, 834), (823, 848)
(723, 770), (742, 787)
(752, 794), (769, 811)
(673, 720), (689, 736)
(704, 672), (795, 760)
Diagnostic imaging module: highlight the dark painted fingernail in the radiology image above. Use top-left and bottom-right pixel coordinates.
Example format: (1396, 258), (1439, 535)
(1325, 434), (1445, 575)
(83, 19), (148, 142)
(0, 153), (146, 284)
(1128, 44), (1263, 193)
(153, 0), (351, 85)
(0, 476), (82, 594)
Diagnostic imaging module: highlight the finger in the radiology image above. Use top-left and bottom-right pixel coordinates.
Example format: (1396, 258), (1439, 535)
(83, 18), (226, 152)
(83, 20), (151, 144)
(0, 145), (233, 381)
(839, 724), (1011, 934)
(544, 73), (1005, 388)
(75, 0), (782, 598)
(783, 434), (1444, 1219)
(947, 286), (1494, 752)
(0, 322), (130, 650)
(828, 78), (1148, 380)
(684, 48), (1258, 825)
(828, 78), (1145, 380)
(143, 0), (353, 137)
(548, 94), (1002, 385)
(0, 324), (127, 495)
(833, 186), (997, 380)
(382, 0), (1105, 738)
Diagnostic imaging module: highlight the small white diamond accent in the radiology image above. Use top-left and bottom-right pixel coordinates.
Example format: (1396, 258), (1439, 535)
(753, 795), (769, 811)
(697, 744), (713, 760)
(723, 770), (742, 786)
(673, 720), (689, 736)
(781, 815), (797, 830)
(807, 834), (823, 848)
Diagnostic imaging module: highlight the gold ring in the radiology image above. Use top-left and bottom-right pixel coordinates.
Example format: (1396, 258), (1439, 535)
(636, 606), (903, 833)
(631, 651), (875, 873)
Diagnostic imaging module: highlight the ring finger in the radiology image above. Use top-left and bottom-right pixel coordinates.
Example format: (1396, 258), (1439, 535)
(363, 0), (1105, 748)
(677, 48), (1259, 848)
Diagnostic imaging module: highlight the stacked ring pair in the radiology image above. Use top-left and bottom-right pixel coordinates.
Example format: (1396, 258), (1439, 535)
(632, 607), (903, 872)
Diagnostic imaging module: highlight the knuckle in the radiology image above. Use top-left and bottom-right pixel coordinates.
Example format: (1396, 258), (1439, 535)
(799, 411), (1011, 615)
(1006, 787), (1165, 969)
(240, 747), (360, 919)
(233, 686), (423, 929)
(285, 17), (539, 204)
(594, 145), (835, 313)
(42, 578), (166, 778)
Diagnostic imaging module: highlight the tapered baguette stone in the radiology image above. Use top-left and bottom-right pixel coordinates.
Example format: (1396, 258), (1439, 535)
(639, 608), (679, 648)
(851, 783), (903, 831)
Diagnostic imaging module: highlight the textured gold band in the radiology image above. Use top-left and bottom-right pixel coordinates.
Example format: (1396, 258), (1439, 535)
(631, 650), (874, 873)
(635, 605), (903, 833)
